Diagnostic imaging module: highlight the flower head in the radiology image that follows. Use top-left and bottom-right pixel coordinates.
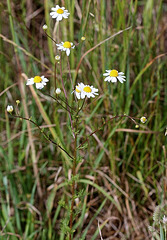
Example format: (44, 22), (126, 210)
(16, 100), (20, 105)
(26, 76), (49, 89)
(50, 5), (70, 22)
(103, 69), (126, 83)
(55, 55), (60, 61)
(81, 36), (86, 41)
(73, 83), (98, 99)
(43, 24), (48, 30)
(140, 116), (147, 124)
(55, 88), (61, 94)
(7, 105), (13, 113)
(56, 41), (75, 56)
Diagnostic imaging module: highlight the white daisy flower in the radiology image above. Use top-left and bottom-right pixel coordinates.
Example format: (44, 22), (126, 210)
(72, 83), (98, 99)
(56, 41), (75, 56)
(140, 116), (147, 123)
(55, 88), (61, 94)
(50, 5), (70, 22)
(26, 76), (49, 89)
(7, 105), (13, 113)
(103, 69), (126, 83)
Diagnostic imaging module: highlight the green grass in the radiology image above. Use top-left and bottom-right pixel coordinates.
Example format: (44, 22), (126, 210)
(0, 0), (167, 239)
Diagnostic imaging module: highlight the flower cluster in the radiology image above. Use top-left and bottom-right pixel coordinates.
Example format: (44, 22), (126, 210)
(25, 5), (127, 96)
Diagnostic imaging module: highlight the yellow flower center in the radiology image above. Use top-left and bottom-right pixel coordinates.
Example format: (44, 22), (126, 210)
(83, 86), (92, 93)
(34, 76), (42, 83)
(57, 8), (64, 14)
(109, 70), (118, 77)
(75, 87), (81, 93)
(63, 41), (71, 48)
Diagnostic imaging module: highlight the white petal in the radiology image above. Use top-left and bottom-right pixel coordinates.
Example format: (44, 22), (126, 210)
(79, 83), (85, 88)
(117, 76), (125, 83)
(81, 92), (86, 99)
(103, 73), (109, 76)
(111, 77), (117, 82)
(104, 76), (111, 82)
(66, 48), (70, 56)
(56, 15), (63, 21)
(41, 76), (49, 82)
(50, 13), (58, 18)
(36, 83), (44, 89)
(26, 79), (34, 85)
(57, 46), (63, 51)
(76, 92), (81, 99)
(63, 15), (69, 19)
(51, 7), (57, 11)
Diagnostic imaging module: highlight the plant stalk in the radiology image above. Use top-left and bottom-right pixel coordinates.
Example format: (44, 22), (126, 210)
(69, 119), (78, 240)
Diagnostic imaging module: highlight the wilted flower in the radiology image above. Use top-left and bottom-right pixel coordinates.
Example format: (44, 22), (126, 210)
(103, 69), (126, 83)
(55, 88), (61, 94)
(50, 5), (70, 22)
(140, 116), (147, 124)
(73, 83), (98, 99)
(7, 105), (13, 113)
(26, 76), (49, 89)
(56, 41), (75, 56)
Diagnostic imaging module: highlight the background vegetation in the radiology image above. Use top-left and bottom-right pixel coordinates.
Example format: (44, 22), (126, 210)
(0, 0), (167, 239)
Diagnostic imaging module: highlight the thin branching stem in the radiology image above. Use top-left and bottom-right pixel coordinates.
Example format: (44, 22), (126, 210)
(44, 31), (57, 45)
(54, 61), (57, 90)
(59, 54), (75, 138)
(57, 95), (77, 112)
(78, 114), (140, 149)
(12, 115), (74, 160)
(45, 93), (75, 114)
(67, 56), (73, 88)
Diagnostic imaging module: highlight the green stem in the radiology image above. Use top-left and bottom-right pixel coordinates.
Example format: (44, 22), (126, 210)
(12, 115), (73, 160)
(69, 118), (78, 240)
